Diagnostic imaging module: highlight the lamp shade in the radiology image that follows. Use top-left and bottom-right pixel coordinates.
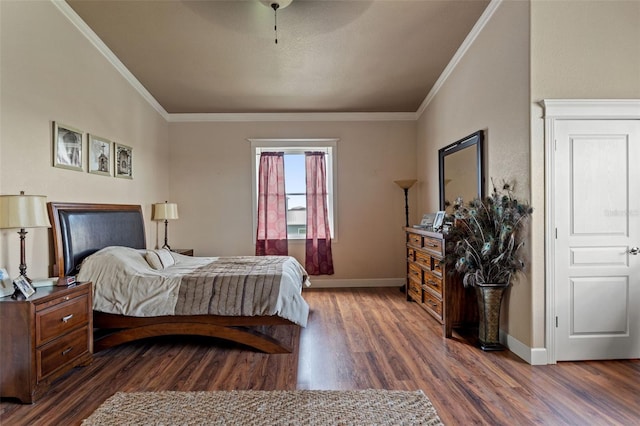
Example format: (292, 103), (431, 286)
(259, 0), (293, 9)
(153, 202), (179, 220)
(0, 194), (51, 229)
(394, 179), (417, 190)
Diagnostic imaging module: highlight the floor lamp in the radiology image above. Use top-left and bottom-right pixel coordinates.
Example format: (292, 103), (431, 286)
(153, 201), (179, 250)
(0, 191), (51, 284)
(394, 179), (417, 227)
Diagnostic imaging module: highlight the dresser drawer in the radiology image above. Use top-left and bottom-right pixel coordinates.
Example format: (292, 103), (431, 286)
(407, 247), (416, 261)
(415, 251), (432, 269)
(407, 279), (422, 302)
(36, 293), (90, 346)
(422, 236), (443, 255)
(423, 273), (443, 295)
(433, 260), (443, 277)
(408, 233), (422, 247)
(37, 326), (90, 380)
(422, 292), (443, 319)
(408, 262), (422, 282)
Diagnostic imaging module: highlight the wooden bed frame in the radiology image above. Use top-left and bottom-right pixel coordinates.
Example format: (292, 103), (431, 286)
(47, 202), (298, 354)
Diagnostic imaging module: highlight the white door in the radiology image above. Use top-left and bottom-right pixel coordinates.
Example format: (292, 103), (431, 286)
(554, 119), (640, 361)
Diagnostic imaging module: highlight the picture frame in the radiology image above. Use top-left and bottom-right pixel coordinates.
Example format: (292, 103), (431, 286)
(13, 275), (35, 299)
(420, 213), (435, 228)
(114, 143), (133, 179)
(433, 210), (446, 230)
(53, 122), (84, 171)
(88, 134), (112, 176)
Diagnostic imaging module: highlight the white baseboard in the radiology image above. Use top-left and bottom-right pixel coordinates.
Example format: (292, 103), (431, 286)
(307, 278), (405, 288)
(500, 330), (548, 365)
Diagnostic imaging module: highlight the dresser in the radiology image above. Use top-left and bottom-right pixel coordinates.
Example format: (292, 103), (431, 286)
(0, 282), (93, 403)
(405, 228), (477, 337)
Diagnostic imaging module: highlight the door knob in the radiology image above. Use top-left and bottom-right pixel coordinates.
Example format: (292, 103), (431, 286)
(630, 247), (640, 255)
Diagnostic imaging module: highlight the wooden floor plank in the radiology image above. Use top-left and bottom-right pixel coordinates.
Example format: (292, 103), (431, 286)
(1, 287), (638, 425)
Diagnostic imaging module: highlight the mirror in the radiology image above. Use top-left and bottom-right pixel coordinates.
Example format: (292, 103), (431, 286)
(438, 130), (484, 213)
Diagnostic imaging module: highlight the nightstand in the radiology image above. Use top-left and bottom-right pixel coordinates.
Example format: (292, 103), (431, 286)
(173, 248), (194, 256)
(0, 282), (93, 403)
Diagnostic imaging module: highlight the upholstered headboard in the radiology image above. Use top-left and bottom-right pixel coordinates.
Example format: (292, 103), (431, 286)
(48, 202), (146, 277)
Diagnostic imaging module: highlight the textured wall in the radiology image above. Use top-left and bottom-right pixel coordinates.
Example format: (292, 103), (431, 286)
(0, 1), (169, 279)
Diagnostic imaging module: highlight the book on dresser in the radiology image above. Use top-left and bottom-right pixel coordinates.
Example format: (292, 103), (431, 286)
(404, 227), (477, 337)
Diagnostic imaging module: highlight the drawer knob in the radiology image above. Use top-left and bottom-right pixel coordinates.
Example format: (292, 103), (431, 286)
(62, 347), (73, 356)
(61, 314), (74, 323)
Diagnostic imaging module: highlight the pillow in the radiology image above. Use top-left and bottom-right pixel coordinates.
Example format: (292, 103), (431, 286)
(144, 249), (175, 269)
(156, 249), (175, 268)
(144, 251), (163, 269)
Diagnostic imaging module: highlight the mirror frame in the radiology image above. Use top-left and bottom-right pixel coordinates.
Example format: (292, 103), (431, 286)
(438, 130), (485, 210)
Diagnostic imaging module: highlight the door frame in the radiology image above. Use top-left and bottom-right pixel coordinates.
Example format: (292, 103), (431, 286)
(542, 99), (640, 364)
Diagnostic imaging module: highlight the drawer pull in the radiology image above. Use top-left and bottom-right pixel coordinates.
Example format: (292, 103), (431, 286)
(426, 280), (438, 286)
(64, 296), (70, 301)
(61, 347), (73, 356)
(62, 314), (74, 323)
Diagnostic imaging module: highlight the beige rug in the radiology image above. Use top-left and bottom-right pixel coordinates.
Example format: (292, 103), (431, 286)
(82, 389), (443, 425)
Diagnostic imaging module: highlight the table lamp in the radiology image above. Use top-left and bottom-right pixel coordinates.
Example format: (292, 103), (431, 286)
(153, 201), (179, 250)
(0, 191), (51, 283)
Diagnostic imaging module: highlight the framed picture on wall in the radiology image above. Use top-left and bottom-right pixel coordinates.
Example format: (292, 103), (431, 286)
(114, 143), (133, 179)
(88, 134), (112, 176)
(53, 122), (83, 171)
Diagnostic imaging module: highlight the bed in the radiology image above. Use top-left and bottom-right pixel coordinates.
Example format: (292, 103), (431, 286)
(47, 202), (309, 354)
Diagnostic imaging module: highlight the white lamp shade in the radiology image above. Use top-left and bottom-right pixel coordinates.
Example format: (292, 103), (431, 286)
(153, 203), (179, 220)
(0, 194), (51, 229)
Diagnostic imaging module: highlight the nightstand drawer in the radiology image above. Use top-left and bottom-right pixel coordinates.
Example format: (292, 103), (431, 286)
(36, 293), (90, 346)
(37, 326), (90, 380)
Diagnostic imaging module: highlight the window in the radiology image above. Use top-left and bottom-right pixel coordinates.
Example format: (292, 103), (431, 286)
(250, 139), (337, 241)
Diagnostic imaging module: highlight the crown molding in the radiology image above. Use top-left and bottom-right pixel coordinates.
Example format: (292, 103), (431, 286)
(416, 0), (503, 118)
(51, 0), (170, 121)
(167, 112), (418, 123)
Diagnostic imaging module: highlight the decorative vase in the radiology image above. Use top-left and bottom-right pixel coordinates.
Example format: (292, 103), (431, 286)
(475, 282), (509, 351)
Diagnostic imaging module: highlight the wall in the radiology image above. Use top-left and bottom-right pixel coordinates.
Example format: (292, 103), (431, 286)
(0, 1), (169, 279)
(416, 1), (532, 344)
(168, 120), (416, 284)
(529, 0), (640, 348)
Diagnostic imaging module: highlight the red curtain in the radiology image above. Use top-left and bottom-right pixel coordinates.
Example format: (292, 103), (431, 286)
(256, 152), (288, 256)
(305, 152), (334, 275)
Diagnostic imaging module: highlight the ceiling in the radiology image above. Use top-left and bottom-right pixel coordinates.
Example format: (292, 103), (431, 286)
(66, 0), (490, 114)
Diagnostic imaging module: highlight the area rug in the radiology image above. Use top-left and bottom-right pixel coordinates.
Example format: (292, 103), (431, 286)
(82, 389), (443, 425)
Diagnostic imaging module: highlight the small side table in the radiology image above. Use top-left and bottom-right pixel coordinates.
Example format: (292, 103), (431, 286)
(0, 282), (93, 403)
(173, 248), (194, 256)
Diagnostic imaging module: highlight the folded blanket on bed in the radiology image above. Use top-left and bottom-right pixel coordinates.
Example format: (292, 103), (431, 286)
(177, 257), (284, 315)
(78, 247), (310, 327)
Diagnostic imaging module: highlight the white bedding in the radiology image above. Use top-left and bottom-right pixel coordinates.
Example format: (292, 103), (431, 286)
(77, 246), (310, 327)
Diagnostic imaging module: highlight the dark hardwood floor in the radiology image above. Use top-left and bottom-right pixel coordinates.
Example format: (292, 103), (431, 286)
(1, 287), (638, 425)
